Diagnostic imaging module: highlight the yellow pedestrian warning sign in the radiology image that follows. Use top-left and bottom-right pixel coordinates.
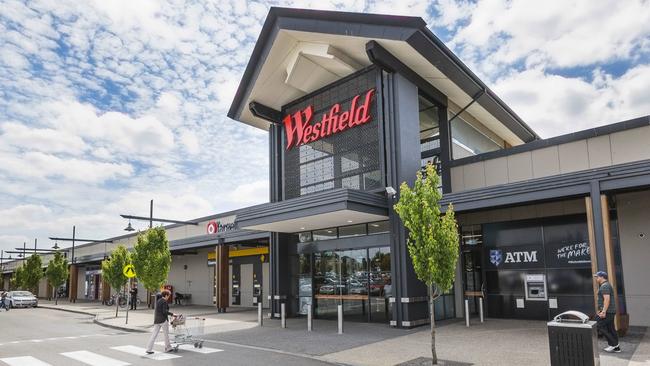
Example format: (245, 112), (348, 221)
(123, 264), (136, 278)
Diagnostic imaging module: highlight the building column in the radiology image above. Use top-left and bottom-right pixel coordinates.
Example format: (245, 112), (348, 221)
(586, 185), (628, 334)
(382, 71), (429, 328)
(215, 244), (229, 312)
(69, 264), (78, 303)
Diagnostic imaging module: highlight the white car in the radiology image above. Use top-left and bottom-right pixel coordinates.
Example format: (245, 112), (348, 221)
(6, 291), (38, 308)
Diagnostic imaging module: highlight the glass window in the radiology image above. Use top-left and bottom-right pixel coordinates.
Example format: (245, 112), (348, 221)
(451, 116), (503, 159)
(313, 228), (337, 241)
(419, 94), (440, 144)
(297, 232), (312, 243)
(368, 221), (390, 234)
(338, 224), (367, 238)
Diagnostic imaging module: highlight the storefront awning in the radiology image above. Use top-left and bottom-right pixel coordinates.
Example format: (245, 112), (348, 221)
(236, 188), (388, 233)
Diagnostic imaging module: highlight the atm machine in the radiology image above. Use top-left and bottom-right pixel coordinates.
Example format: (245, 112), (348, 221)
(524, 274), (547, 301)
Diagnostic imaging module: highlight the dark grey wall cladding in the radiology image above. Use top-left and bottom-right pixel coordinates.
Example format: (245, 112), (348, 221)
(282, 67), (382, 199)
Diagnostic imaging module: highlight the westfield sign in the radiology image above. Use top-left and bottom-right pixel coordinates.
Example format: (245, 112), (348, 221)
(283, 88), (375, 150)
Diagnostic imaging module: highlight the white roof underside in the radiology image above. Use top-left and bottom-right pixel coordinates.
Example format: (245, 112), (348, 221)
(239, 29), (525, 146)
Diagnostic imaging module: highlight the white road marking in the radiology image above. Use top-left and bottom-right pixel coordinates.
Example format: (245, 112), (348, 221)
(0, 356), (52, 366)
(155, 341), (223, 354)
(111, 345), (181, 361)
(61, 351), (130, 366)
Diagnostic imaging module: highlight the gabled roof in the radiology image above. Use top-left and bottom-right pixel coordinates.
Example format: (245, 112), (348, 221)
(228, 7), (539, 144)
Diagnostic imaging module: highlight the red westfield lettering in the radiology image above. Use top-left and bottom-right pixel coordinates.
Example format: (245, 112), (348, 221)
(283, 88), (375, 150)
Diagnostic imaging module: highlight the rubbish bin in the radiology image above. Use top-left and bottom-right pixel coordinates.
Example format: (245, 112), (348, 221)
(548, 311), (600, 366)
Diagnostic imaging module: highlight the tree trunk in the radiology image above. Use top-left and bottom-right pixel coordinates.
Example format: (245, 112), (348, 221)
(54, 287), (58, 305)
(115, 294), (119, 318)
(430, 291), (438, 365)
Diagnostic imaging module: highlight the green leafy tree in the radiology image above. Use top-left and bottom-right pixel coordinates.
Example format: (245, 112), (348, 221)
(11, 265), (25, 290)
(394, 164), (459, 365)
(22, 254), (44, 295)
(101, 245), (131, 317)
(45, 252), (69, 305)
(132, 227), (171, 308)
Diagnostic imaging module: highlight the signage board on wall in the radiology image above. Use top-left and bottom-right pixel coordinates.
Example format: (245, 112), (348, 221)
(206, 217), (237, 235)
(545, 241), (591, 268)
(486, 245), (545, 269)
(283, 88), (375, 150)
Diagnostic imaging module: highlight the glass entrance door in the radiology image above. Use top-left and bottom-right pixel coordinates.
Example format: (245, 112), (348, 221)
(312, 247), (392, 323)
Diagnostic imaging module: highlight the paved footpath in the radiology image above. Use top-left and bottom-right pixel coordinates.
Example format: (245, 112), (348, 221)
(33, 301), (650, 365)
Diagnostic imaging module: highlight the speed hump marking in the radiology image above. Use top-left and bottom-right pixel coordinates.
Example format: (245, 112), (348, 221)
(123, 264), (136, 278)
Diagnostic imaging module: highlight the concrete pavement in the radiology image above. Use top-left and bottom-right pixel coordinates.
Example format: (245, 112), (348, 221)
(0, 307), (337, 366)
(32, 301), (650, 365)
(37, 300), (259, 334)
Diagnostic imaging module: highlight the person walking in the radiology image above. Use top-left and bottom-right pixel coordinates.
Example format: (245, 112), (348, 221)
(0, 291), (9, 311)
(145, 289), (175, 354)
(129, 284), (138, 310)
(595, 271), (620, 353)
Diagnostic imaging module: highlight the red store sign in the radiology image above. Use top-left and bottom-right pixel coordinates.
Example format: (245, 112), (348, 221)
(283, 88), (375, 150)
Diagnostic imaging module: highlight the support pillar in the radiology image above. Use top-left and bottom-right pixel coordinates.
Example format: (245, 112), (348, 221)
(69, 264), (78, 303)
(215, 244), (229, 312)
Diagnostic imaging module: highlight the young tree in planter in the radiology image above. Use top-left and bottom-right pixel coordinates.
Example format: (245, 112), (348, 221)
(101, 245), (131, 317)
(131, 227), (171, 309)
(45, 251), (68, 305)
(22, 254), (44, 295)
(11, 265), (25, 290)
(394, 163), (459, 365)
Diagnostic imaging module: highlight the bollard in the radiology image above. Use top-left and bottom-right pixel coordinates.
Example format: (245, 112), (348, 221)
(307, 305), (312, 332)
(337, 304), (343, 334)
(281, 303), (286, 329)
(258, 302), (263, 326)
(465, 299), (470, 327)
(479, 297), (484, 323)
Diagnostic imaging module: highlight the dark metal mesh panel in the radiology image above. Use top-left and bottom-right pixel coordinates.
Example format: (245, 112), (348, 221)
(283, 68), (381, 199)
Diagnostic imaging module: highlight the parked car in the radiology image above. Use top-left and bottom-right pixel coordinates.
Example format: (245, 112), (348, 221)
(6, 291), (38, 308)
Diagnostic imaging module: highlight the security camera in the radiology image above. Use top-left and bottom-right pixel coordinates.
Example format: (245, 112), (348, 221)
(385, 186), (397, 197)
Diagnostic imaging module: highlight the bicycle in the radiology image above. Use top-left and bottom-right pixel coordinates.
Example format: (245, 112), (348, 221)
(105, 293), (128, 308)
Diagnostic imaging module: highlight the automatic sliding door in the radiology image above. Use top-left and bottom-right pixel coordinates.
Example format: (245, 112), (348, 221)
(369, 246), (391, 322)
(340, 249), (369, 321)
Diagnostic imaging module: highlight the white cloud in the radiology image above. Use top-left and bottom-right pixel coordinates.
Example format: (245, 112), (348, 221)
(0, 205), (52, 229)
(0, 122), (88, 155)
(0, 151), (134, 182)
(227, 180), (269, 206)
(449, 0), (650, 75)
(494, 64), (650, 137)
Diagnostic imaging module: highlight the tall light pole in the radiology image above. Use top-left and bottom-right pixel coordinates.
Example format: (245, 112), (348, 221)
(120, 199), (199, 230)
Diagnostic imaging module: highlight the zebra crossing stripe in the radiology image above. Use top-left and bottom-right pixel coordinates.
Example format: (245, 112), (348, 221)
(61, 351), (130, 366)
(110, 345), (181, 360)
(0, 356), (52, 366)
(155, 341), (223, 354)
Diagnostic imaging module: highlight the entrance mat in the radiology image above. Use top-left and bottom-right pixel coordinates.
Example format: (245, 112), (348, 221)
(397, 357), (473, 366)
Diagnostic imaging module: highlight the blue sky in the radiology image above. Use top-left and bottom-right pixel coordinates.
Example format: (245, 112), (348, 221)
(0, 0), (649, 253)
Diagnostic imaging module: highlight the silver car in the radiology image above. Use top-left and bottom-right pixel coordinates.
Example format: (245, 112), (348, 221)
(7, 291), (38, 308)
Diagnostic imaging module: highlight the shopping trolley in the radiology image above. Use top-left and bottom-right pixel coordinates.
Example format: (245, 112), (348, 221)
(169, 314), (205, 351)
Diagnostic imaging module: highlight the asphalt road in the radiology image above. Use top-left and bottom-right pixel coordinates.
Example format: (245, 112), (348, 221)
(0, 308), (338, 366)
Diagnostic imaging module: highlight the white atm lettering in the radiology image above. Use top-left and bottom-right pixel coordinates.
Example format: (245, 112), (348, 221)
(505, 251), (538, 263)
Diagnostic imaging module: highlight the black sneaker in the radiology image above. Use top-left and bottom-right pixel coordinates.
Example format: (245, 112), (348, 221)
(146, 351), (154, 355)
(613, 346), (621, 353)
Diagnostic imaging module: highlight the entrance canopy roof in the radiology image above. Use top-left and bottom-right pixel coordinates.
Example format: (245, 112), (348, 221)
(228, 7), (538, 145)
(236, 188), (388, 233)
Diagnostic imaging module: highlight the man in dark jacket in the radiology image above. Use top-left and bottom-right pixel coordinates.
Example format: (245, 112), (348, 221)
(145, 289), (175, 354)
(595, 271), (620, 353)
(129, 285), (138, 310)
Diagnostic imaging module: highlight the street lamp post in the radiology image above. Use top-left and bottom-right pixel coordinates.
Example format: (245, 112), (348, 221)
(48, 228), (112, 304)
